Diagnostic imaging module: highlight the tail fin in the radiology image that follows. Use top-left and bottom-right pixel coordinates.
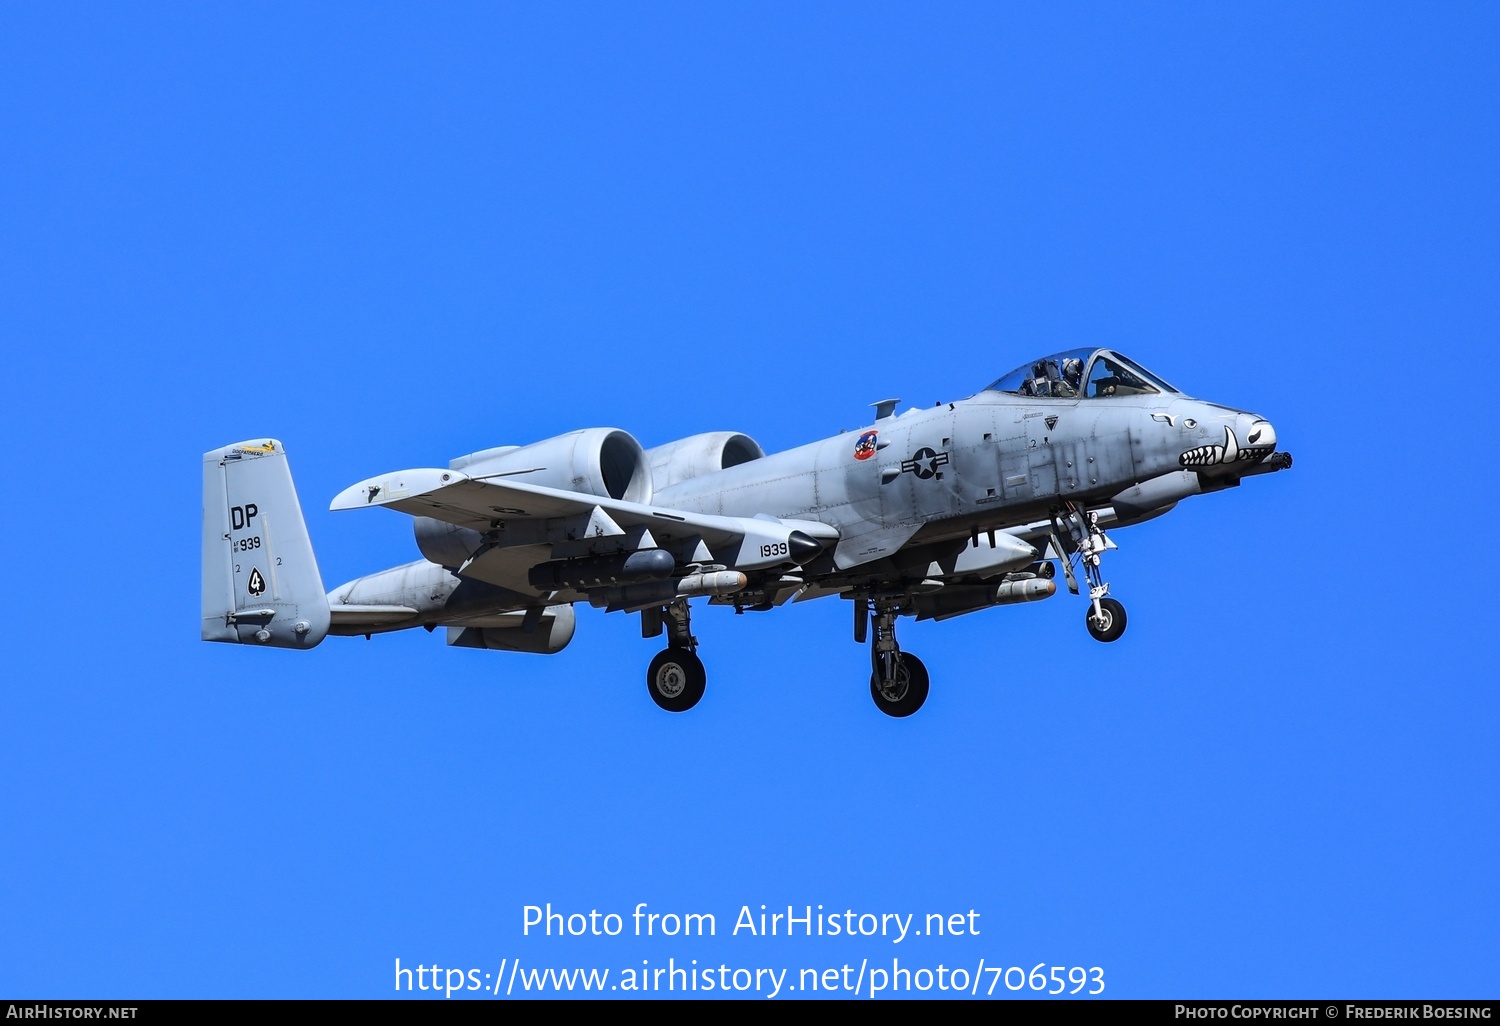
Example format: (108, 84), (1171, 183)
(201, 439), (330, 648)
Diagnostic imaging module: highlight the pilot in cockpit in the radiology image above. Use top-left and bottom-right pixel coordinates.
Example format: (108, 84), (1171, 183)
(1061, 358), (1084, 396)
(1023, 358), (1080, 398)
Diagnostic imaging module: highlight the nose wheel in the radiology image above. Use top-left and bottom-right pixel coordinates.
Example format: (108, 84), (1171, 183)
(1085, 596), (1127, 643)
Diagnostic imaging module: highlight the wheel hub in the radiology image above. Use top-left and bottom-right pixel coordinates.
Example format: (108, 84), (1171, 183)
(654, 663), (687, 698)
(876, 670), (910, 703)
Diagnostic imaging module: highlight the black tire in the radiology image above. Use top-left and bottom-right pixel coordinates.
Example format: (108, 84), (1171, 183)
(869, 652), (930, 718)
(646, 648), (707, 712)
(1085, 597), (1127, 642)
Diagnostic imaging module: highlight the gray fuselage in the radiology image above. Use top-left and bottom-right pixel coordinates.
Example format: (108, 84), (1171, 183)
(655, 390), (1265, 550)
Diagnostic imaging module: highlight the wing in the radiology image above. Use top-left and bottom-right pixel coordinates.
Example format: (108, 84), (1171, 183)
(330, 468), (838, 604)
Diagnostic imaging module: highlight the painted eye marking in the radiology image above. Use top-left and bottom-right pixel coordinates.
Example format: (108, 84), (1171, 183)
(1183, 418), (1197, 429)
(1248, 428), (1262, 444)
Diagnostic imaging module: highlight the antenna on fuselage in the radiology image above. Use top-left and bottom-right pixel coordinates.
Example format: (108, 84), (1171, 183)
(871, 398), (900, 420)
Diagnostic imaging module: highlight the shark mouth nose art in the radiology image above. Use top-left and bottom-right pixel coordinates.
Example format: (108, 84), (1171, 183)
(1180, 423), (1276, 468)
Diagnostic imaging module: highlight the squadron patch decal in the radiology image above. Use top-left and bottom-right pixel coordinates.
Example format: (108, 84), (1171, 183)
(226, 441), (276, 460)
(853, 430), (879, 461)
(1045, 415), (1059, 430)
(247, 567), (266, 596)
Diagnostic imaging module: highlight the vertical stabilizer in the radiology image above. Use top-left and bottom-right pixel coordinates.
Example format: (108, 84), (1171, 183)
(201, 439), (330, 648)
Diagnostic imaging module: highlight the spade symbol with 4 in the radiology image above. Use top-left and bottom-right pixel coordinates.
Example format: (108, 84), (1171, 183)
(248, 567), (266, 596)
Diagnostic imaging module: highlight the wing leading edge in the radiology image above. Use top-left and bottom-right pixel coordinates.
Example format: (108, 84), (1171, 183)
(330, 467), (839, 574)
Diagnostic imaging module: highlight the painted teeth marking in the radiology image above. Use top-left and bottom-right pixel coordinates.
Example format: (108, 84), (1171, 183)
(1221, 427), (1238, 464)
(1179, 444), (1223, 467)
(1181, 444), (1275, 467)
(1179, 427), (1245, 467)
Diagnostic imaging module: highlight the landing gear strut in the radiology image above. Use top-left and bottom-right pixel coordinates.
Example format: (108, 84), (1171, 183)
(865, 601), (929, 717)
(1054, 503), (1127, 644)
(644, 599), (706, 712)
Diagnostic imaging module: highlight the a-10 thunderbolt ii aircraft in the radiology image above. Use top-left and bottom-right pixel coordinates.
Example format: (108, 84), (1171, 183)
(202, 347), (1291, 717)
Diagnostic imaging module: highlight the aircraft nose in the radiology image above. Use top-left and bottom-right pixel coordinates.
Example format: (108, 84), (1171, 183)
(1178, 411), (1281, 472)
(1243, 416), (1276, 450)
(1223, 413), (1279, 469)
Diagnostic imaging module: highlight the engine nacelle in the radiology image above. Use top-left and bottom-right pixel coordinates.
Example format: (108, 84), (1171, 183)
(414, 517), (485, 569)
(451, 428), (654, 504)
(644, 431), (764, 491)
(415, 429), (654, 567)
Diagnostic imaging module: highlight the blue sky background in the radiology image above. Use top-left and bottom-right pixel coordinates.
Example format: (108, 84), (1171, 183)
(1, 2), (1495, 999)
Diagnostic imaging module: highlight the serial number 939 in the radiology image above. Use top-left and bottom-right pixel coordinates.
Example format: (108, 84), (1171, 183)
(234, 536), (262, 552)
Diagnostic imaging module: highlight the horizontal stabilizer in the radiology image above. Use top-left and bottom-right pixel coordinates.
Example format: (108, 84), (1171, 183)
(226, 609), (277, 625)
(328, 604), (421, 625)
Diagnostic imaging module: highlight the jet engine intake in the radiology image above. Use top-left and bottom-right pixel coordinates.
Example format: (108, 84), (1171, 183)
(449, 428), (654, 504)
(644, 432), (764, 491)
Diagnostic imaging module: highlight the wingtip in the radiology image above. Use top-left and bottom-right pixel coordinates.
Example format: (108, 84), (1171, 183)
(329, 468), (467, 511)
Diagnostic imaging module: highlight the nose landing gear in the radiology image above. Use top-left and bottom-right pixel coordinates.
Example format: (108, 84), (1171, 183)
(1055, 503), (1127, 644)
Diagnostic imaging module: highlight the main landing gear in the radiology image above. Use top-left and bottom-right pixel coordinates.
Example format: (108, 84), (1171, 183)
(859, 598), (930, 718)
(1053, 503), (1127, 644)
(642, 599), (706, 712)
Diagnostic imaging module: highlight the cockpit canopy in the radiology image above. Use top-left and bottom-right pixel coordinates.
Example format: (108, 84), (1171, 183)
(985, 348), (1180, 399)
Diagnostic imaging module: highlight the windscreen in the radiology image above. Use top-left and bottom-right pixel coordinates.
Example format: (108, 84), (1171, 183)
(987, 349), (1179, 398)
